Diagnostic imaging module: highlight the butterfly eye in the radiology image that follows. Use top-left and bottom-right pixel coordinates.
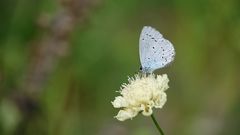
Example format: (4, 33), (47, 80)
(139, 66), (143, 70)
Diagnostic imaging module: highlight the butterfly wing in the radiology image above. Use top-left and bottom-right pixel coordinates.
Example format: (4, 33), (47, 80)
(139, 26), (175, 73)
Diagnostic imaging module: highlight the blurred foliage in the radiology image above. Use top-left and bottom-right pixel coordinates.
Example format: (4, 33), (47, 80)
(1, 0), (240, 135)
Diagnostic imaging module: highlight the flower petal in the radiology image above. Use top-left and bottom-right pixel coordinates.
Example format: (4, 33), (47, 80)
(115, 109), (138, 121)
(112, 96), (128, 108)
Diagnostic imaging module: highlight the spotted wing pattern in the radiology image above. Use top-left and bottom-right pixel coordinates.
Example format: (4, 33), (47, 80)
(139, 26), (175, 73)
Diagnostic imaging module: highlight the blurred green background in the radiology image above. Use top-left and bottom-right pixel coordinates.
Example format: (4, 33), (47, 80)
(1, 0), (240, 135)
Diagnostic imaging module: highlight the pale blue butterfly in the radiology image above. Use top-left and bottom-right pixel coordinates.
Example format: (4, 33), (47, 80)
(139, 26), (175, 73)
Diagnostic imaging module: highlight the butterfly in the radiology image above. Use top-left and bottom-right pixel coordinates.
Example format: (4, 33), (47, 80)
(139, 26), (175, 73)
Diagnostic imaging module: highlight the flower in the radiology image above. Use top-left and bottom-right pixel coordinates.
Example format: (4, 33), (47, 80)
(112, 73), (169, 121)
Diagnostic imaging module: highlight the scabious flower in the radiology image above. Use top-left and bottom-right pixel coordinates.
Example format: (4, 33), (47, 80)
(112, 73), (169, 121)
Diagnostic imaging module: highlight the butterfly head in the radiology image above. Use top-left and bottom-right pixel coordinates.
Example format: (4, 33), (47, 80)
(139, 66), (154, 74)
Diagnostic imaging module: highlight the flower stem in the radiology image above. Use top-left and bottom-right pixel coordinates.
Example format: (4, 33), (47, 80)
(151, 114), (165, 135)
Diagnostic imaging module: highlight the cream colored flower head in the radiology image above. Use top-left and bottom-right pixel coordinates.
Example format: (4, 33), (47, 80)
(112, 73), (169, 121)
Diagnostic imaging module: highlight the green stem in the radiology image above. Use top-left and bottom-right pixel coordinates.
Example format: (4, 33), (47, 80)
(151, 114), (165, 135)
